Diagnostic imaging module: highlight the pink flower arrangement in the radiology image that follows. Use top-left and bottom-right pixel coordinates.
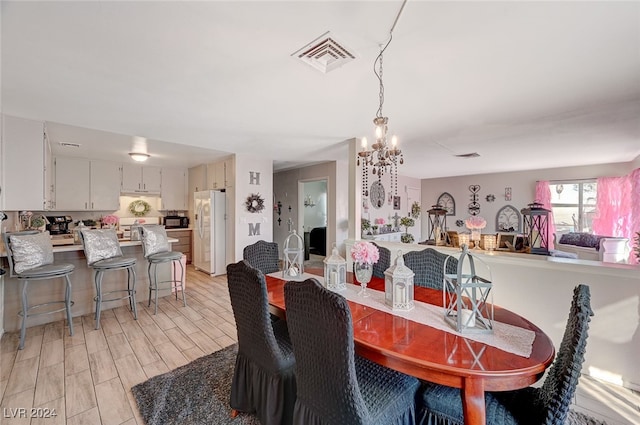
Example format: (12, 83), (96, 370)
(374, 218), (386, 226)
(465, 216), (486, 230)
(351, 241), (380, 265)
(102, 215), (119, 226)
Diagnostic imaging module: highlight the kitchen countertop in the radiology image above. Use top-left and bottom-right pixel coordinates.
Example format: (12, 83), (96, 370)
(0, 237), (179, 257)
(164, 228), (193, 232)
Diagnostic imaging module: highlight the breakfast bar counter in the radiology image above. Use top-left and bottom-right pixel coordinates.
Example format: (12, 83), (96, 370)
(0, 238), (178, 333)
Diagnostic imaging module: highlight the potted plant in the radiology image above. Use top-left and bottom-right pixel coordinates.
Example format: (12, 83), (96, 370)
(400, 216), (415, 244)
(361, 218), (372, 235)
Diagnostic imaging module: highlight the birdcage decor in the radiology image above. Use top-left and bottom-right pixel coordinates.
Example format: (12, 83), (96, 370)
(384, 251), (415, 311)
(323, 244), (347, 291)
(443, 245), (493, 333)
(283, 230), (305, 280)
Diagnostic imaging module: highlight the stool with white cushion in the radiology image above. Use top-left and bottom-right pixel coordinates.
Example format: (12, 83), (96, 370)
(80, 229), (138, 329)
(2, 231), (75, 350)
(139, 225), (186, 315)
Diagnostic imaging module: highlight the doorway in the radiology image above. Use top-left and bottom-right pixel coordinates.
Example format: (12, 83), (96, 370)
(299, 179), (328, 268)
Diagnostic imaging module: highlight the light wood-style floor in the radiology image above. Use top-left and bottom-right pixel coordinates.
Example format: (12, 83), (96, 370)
(0, 266), (236, 425)
(1, 265), (638, 425)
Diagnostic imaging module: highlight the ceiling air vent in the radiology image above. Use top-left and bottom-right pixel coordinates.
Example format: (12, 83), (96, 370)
(59, 142), (81, 148)
(455, 152), (480, 158)
(292, 31), (356, 73)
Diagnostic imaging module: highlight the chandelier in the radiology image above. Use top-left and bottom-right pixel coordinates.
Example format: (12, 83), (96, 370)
(357, 0), (407, 198)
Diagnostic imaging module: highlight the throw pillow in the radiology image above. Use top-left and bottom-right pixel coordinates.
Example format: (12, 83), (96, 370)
(81, 229), (123, 265)
(140, 225), (170, 257)
(10, 231), (54, 273)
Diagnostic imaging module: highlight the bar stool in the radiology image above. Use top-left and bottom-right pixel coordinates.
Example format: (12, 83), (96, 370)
(80, 229), (137, 329)
(2, 231), (75, 350)
(139, 225), (186, 315)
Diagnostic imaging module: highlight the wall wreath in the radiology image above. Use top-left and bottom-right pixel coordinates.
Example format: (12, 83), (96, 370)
(245, 193), (265, 213)
(128, 200), (151, 217)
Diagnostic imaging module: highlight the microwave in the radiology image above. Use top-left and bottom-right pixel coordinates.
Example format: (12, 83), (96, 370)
(163, 216), (189, 229)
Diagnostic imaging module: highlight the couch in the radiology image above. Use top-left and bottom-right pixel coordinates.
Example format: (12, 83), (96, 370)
(553, 232), (630, 263)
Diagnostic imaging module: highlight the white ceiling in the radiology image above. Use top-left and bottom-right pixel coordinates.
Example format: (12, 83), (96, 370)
(2, 1), (639, 178)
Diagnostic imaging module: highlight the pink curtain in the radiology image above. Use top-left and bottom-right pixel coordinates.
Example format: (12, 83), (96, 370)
(535, 181), (556, 250)
(592, 168), (640, 264)
(628, 168), (640, 264)
(592, 176), (631, 237)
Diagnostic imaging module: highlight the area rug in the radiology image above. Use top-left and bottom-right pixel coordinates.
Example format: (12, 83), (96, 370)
(132, 344), (260, 425)
(132, 344), (607, 425)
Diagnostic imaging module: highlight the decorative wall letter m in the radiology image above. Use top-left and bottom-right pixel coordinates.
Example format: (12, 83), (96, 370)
(248, 222), (261, 236)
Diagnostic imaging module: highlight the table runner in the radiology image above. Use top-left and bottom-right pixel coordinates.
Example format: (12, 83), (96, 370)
(268, 272), (536, 358)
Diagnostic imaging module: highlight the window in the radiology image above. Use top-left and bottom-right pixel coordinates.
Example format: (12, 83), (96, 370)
(549, 181), (597, 233)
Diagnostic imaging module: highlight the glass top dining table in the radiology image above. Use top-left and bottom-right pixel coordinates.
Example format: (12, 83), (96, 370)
(265, 268), (556, 425)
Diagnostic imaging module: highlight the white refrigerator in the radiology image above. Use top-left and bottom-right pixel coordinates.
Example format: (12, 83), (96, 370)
(194, 190), (227, 276)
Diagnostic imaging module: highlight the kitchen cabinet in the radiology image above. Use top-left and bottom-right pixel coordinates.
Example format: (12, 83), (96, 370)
(1, 115), (47, 210)
(54, 157), (90, 210)
(161, 167), (187, 211)
(91, 160), (121, 210)
(166, 229), (192, 264)
(206, 157), (234, 190)
(121, 163), (162, 194)
(206, 161), (226, 189)
(54, 157), (120, 210)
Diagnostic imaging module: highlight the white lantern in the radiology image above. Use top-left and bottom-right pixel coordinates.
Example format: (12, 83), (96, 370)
(323, 244), (347, 291)
(283, 230), (305, 279)
(443, 245), (493, 333)
(384, 251), (415, 311)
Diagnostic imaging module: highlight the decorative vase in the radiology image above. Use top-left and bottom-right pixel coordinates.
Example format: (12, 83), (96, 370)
(354, 262), (373, 297)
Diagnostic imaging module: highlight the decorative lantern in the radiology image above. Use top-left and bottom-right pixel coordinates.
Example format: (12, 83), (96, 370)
(323, 244), (347, 291)
(384, 251), (415, 311)
(426, 205), (448, 245)
(521, 202), (550, 255)
(458, 233), (470, 250)
(483, 234), (496, 251)
(283, 230), (305, 279)
(443, 245), (493, 333)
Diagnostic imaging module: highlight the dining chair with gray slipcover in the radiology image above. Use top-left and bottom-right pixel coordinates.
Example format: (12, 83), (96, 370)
(242, 240), (280, 275)
(284, 278), (420, 425)
(226, 260), (296, 425)
(371, 242), (391, 278)
(417, 284), (593, 425)
(403, 248), (458, 290)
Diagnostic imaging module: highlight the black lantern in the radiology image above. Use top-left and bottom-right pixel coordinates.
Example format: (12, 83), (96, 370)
(426, 205), (447, 245)
(521, 202), (551, 255)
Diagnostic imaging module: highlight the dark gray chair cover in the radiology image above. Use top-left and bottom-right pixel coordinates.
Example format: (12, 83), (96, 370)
(372, 242), (391, 278)
(403, 248), (458, 290)
(243, 240), (280, 275)
(226, 260), (296, 425)
(417, 284), (594, 425)
(284, 278), (420, 425)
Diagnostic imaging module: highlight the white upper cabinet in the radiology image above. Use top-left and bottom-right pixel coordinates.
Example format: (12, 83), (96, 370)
(90, 160), (121, 210)
(53, 157), (120, 211)
(160, 167), (187, 211)
(54, 157), (91, 210)
(206, 162), (225, 189)
(206, 158), (233, 190)
(121, 163), (161, 193)
(2, 115), (47, 210)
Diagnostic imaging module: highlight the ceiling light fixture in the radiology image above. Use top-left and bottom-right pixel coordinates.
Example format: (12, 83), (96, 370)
(129, 136), (150, 162)
(129, 152), (150, 162)
(357, 0), (407, 198)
